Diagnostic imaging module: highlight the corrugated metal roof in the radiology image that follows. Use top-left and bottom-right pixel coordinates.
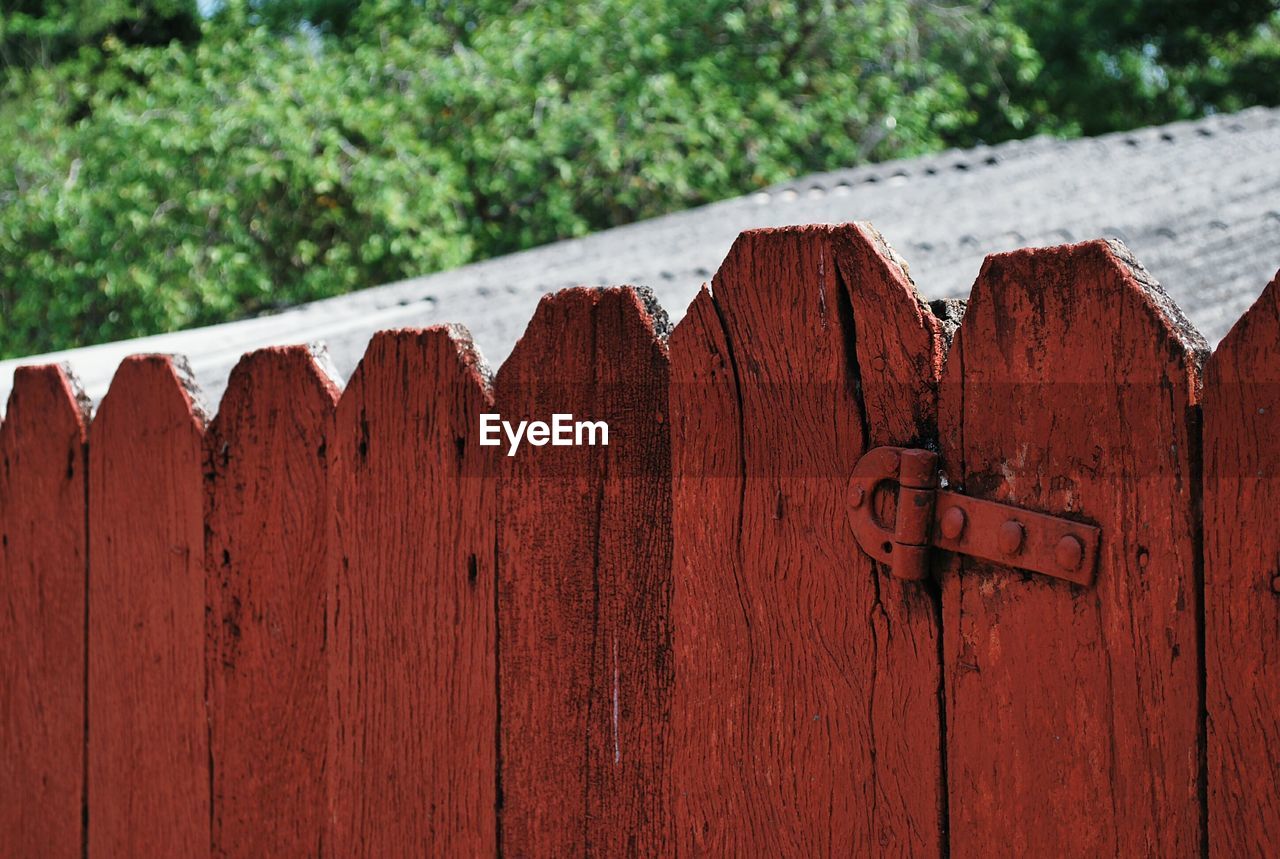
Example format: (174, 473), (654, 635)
(4, 105), (1278, 411)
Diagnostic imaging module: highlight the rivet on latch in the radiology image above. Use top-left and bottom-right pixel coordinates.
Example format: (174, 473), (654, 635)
(998, 521), (1025, 556)
(1055, 535), (1084, 572)
(940, 507), (966, 540)
(1271, 575), (1280, 595)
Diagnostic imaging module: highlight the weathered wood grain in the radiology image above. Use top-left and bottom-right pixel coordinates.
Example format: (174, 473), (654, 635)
(667, 224), (946, 854)
(206, 346), (338, 857)
(327, 327), (497, 856)
(88, 355), (210, 856)
(496, 287), (672, 856)
(1204, 270), (1280, 857)
(0, 366), (88, 857)
(939, 240), (1205, 857)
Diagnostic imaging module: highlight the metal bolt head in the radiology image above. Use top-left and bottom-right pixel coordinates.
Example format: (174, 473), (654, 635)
(1056, 535), (1084, 571)
(997, 520), (1025, 555)
(851, 484), (866, 509)
(1271, 575), (1280, 595)
(940, 507), (967, 540)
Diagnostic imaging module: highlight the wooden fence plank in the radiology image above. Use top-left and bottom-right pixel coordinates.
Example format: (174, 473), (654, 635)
(0, 366), (88, 857)
(667, 224), (946, 855)
(496, 287), (672, 856)
(206, 346), (337, 856)
(88, 355), (209, 856)
(327, 327), (497, 856)
(938, 240), (1205, 857)
(1204, 271), (1280, 856)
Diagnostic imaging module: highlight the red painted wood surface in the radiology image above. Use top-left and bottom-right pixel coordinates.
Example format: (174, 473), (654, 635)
(9, 222), (1280, 856)
(496, 288), (672, 855)
(1204, 271), (1280, 856)
(939, 240), (1205, 857)
(327, 327), (497, 856)
(206, 347), (337, 856)
(0, 366), (88, 857)
(667, 225), (946, 854)
(88, 355), (210, 856)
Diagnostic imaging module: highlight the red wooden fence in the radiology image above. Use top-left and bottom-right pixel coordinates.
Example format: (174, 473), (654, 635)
(1, 223), (1276, 857)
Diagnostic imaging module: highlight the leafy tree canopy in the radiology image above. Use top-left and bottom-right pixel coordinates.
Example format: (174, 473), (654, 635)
(0, 0), (1275, 358)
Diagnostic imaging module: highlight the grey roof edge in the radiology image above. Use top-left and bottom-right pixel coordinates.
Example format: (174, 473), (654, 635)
(763, 105), (1280, 196)
(3, 104), (1278, 415)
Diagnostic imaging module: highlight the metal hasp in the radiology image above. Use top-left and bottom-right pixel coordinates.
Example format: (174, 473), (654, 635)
(848, 446), (1101, 586)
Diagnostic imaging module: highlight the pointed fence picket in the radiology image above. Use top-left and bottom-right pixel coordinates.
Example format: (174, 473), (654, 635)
(327, 328), (498, 856)
(87, 355), (209, 856)
(667, 225), (945, 855)
(0, 367), (87, 857)
(495, 288), (673, 856)
(206, 347), (337, 856)
(1203, 273), (1280, 857)
(938, 241), (1206, 857)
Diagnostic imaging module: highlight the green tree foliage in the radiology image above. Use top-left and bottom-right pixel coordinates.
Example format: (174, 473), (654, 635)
(0, 0), (1275, 358)
(0, 0), (199, 70)
(0, 31), (470, 353)
(1007, 0), (1280, 135)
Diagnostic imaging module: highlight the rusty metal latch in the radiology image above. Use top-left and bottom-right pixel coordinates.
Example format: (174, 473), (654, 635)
(848, 446), (1100, 586)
